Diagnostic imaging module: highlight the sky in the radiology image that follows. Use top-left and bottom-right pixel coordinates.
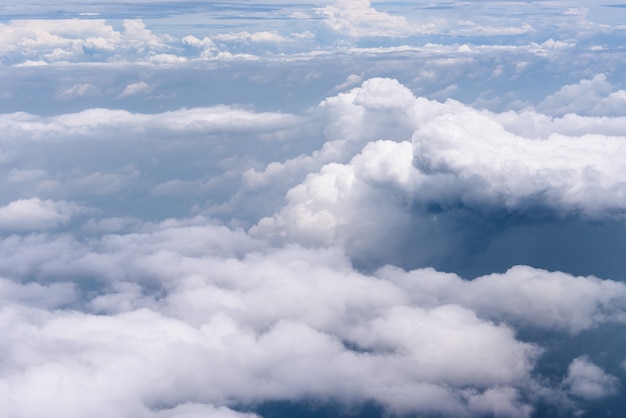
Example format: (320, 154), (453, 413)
(1, 1), (626, 417)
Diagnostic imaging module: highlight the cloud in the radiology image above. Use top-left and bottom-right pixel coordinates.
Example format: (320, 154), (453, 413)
(55, 83), (100, 100)
(537, 74), (626, 117)
(214, 31), (288, 43)
(2, 4), (626, 415)
(0, 221), (537, 417)
(0, 198), (85, 231)
(0, 19), (171, 65)
(333, 74), (362, 92)
(317, 0), (419, 37)
(251, 78), (626, 274)
(380, 265), (626, 334)
(562, 357), (619, 400)
(117, 81), (154, 98)
(0, 215), (623, 416)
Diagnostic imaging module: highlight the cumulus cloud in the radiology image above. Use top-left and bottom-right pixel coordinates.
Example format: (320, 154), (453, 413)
(252, 78), (626, 273)
(0, 19), (174, 65)
(318, 0), (420, 37)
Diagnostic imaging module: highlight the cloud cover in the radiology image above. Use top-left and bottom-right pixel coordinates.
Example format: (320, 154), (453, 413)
(2, 76), (626, 417)
(2, 1), (626, 418)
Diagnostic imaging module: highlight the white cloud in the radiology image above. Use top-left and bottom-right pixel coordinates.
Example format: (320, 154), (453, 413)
(0, 213), (623, 416)
(214, 31), (288, 43)
(380, 265), (626, 334)
(55, 83), (100, 100)
(0, 198), (85, 231)
(0, 221), (542, 417)
(117, 81), (154, 98)
(562, 357), (619, 400)
(0, 19), (172, 65)
(0, 277), (76, 309)
(452, 21), (535, 36)
(537, 74), (626, 116)
(333, 74), (362, 91)
(0, 106), (300, 142)
(317, 0), (419, 38)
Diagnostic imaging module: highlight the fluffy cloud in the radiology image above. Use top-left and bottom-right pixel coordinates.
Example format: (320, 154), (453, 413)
(318, 0), (419, 37)
(380, 265), (626, 334)
(537, 74), (626, 117)
(0, 19), (173, 65)
(0, 214), (623, 416)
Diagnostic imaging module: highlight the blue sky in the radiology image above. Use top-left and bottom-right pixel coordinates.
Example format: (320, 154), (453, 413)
(1, 1), (626, 417)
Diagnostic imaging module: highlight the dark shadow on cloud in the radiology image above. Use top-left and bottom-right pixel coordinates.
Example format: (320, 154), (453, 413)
(469, 216), (626, 281)
(351, 205), (626, 282)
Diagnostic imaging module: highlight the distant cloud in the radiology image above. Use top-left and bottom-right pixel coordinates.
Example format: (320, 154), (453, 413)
(537, 74), (626, 116)
(318, 0), (419, 37)
(55, 83), (100, 100)
(215, 31), (288, 43)
(116, 81), (154, 98)
(333, 74), (362, 91)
